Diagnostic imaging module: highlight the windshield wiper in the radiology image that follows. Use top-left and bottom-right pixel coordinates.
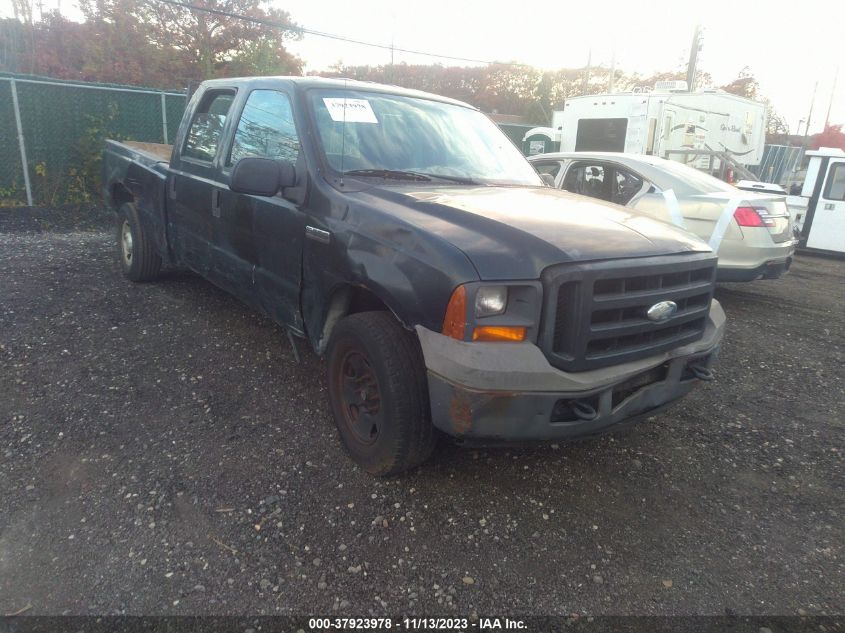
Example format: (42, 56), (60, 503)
(415, 172), (481, 185)
(343, 169), (482, 185)
(344, 169), (432, 182)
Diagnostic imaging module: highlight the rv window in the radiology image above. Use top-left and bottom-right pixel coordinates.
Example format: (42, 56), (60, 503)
(574, 118), (628, 152)
(662, 116), (673, 141)
(562, 163), (611, 201)
(646, 118), (657, 155)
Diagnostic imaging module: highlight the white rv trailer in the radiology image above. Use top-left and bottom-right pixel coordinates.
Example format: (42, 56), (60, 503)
(524, 81), (767, 169)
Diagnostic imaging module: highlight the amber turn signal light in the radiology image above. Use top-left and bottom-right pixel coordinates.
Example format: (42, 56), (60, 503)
(472, 326), (527, 342)
(442, 285), (468, 340)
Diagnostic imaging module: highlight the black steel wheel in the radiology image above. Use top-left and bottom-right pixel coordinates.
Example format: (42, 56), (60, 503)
(326, 311), (436, 476)
(336, 349), (383, 446)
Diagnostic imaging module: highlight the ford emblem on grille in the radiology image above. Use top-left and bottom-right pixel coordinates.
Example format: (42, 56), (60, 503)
(646, 300), (678, 322)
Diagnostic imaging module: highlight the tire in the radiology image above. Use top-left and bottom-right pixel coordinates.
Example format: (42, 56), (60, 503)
(326, 311), (436, 476)
(117, 202), (161, 282)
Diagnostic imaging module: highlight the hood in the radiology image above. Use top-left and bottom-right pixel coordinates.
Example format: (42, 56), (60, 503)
(349, 185), (711, 279)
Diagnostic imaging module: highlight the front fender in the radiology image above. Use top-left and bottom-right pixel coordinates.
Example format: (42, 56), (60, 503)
(301, 212), (478, 353)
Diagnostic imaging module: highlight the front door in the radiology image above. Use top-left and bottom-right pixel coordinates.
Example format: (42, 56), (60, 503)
(806, 159), (845, 253)
(215, 88), (306, 330)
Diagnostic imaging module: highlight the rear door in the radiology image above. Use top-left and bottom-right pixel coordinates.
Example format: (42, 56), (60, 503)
(806, 159), (845, 252)
(168, 88), (237, 274)
(561, 161), (613, 201)
(215, 88), (306, 330)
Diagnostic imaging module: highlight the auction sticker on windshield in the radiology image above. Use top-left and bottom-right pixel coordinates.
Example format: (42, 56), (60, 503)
(323, 98), (378, 123)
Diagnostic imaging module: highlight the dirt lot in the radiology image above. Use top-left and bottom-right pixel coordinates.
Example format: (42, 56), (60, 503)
(0, 208), (842, 617)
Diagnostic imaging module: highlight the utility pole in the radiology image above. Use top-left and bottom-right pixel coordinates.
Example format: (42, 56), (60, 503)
(608, 50), (616, 93)
(581, 49), (591, 94)
(686, 24), (702, 91)
(805, 81), (819, 143)
(824, 67), (839, 129)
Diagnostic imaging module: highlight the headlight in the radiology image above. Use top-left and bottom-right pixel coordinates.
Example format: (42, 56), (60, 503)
(442, 282), (541, 343)
(474, 286), (508, 317)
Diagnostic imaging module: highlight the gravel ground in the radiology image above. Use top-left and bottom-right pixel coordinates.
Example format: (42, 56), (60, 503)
(0, 212), (842, 617)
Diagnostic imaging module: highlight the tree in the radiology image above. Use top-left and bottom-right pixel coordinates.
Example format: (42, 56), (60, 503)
(319, 63), (719, 124)
(810, 124), (845, 151)
(634, 69), (714, 90)
(764, 100), (789, 136)
(80, 0), (304, 80)
(720, 66), (759, 99)
(2, 0), (37, 73)
(1, 0), (304, 87)
(224, 37), (301, 76)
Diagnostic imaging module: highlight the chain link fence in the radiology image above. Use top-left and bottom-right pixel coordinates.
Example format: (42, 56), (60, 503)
(1, 73), (186, 207)
(750, 144), (805, 186)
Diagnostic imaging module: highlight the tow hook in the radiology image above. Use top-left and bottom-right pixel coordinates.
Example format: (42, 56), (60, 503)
(572, 400), (599, 421)
(688, 364), (715, 381)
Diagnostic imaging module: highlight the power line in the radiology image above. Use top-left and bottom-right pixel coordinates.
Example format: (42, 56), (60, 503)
(147, 0), (527, 67)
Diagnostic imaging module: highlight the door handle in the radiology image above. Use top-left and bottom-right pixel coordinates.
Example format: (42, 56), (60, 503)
(824, 202), (835, 210)
(211, 189), (221, 218)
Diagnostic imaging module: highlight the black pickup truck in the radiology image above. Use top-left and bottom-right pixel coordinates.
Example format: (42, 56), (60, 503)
(103, 76), (725, 475)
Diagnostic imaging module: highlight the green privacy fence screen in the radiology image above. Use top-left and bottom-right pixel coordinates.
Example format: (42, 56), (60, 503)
(1, 73), (187, 206)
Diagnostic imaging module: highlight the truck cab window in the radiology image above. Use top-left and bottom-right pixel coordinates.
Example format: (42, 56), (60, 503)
(824, 164), (845, 201)
(229, 90), (300, 165)
(182, 91), (235, 162)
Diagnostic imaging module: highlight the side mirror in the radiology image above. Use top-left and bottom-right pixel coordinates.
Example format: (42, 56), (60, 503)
(230, 157), (296, 197)
(540, 173), (556, 187)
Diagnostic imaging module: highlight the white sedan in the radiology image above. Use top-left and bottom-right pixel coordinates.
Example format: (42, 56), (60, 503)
(530, 152), (798, 281)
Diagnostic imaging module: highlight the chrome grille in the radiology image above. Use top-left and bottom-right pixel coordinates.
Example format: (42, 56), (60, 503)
(539, 254), (717, 372)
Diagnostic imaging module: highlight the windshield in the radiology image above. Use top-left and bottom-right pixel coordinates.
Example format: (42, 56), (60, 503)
(309, 89), (542, 186)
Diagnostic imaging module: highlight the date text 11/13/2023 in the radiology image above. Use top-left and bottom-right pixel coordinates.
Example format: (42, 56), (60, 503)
(307, 617), (527, 630)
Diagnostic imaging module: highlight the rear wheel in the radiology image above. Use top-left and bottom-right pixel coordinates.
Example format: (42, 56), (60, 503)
(326, 311), (436, 476)
(117, 203), (161, 282)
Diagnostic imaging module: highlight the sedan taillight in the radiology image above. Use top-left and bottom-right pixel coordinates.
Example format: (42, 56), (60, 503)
(734, 206), (775, 228)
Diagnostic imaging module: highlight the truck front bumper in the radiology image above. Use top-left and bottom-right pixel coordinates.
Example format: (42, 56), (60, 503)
(416, 301), (725, 441)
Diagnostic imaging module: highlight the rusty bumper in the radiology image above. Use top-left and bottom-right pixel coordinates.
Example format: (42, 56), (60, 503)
(416, 301), (725, 441)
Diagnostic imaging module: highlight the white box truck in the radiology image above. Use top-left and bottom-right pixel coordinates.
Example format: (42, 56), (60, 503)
(795, 147), (845, 255)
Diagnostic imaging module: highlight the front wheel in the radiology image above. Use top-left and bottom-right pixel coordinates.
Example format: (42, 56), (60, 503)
(117, 203), (161, 282)
(326, 311), (436, 476)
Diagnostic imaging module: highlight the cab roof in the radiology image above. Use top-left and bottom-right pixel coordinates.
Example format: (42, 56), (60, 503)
(197, 75), (476, 110)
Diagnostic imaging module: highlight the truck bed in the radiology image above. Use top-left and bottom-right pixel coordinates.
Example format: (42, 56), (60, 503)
(122, 141), (173, 163)
(103, 139), (172, 261)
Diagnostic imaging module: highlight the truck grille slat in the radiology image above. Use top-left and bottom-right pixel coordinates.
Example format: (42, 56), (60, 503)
(590, 282), (714, 309)
(589, 304), (711, 338)
(540, 254), (717, 372)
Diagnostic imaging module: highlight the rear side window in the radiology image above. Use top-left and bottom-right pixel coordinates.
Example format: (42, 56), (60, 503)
(533, 162), (562, 179)
(613, 168), (644, 205)
(182, 91), (235, 162)
(823, 163), (845, 201)
(229, 90), (300, 165)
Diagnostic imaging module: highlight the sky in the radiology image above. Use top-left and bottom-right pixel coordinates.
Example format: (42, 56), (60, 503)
(276, 0), (843, 134)
(5, 0), (843, 134)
